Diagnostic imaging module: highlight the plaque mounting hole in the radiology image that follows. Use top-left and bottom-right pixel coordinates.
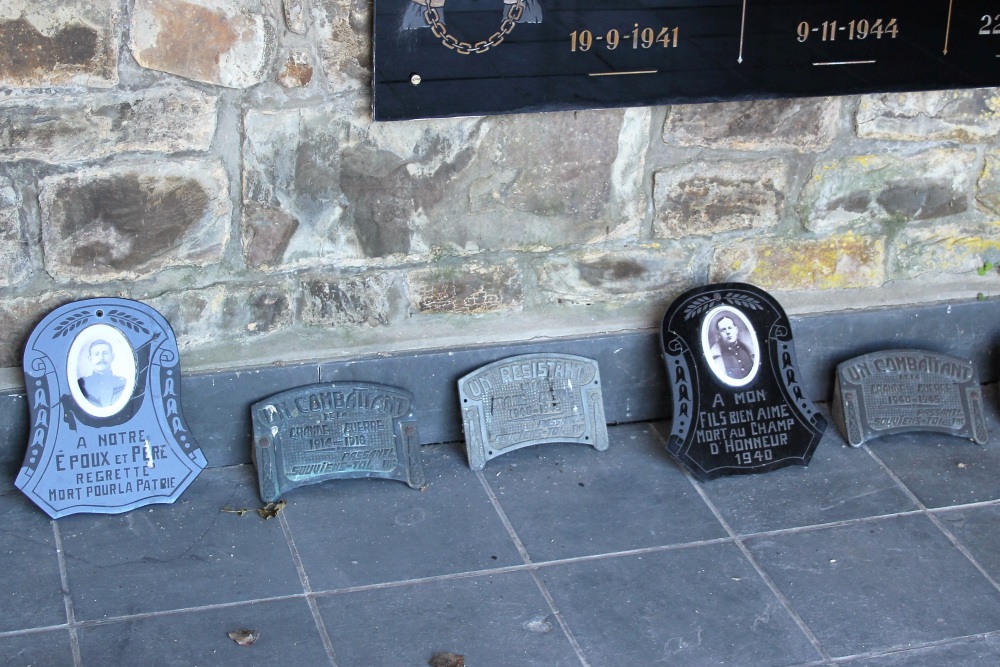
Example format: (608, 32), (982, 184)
(410, 73), (421, 86)
(713, 293), (722, 302)
(96, 309), (104, 317)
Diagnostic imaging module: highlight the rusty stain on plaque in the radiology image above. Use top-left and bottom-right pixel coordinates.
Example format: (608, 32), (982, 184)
(459, 353), (608, 469)
(251, 382), (425, 502)
(833, 349), (988, 447)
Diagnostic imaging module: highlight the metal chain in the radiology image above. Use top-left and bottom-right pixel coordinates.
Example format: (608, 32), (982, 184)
(423, 0), (524, 55)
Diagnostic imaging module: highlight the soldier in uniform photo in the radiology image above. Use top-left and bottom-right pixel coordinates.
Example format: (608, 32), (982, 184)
(78, 339), (127, 408)
(708, 313), (755, 381)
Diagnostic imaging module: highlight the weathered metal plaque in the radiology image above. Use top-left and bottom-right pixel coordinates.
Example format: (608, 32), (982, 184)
(375, 1), (1000, 120)
(459, 353), (608, 469)
(16, 298), (207, 519)
(660, 283), (827, 481)
(833, 349), (988, 447)
(252, 383), (425, 501)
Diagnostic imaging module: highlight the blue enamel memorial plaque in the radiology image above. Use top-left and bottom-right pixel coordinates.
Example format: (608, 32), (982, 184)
(660, 283), (826, 481)
(16, 298), (207, 519)
(459, 353), (608, 470)
(252, 383), (426, 502)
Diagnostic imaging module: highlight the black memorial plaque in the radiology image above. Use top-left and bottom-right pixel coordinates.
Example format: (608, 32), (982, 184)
(833, 349), (988, 447)
(15, 298), (207, 518)
(459, 353), (608, 469)
(252, 383), (425, 501)
(660, 283), (827, 481)
(374, 1), (1000, 120)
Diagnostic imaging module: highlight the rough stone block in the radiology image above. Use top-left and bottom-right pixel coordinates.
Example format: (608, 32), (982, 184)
(0, 176), (31, 287)
(277, 50), (313, 88)
(299, 272), (394, 327)
(284, 0), (307, 34)
(312, 0), (369, 92)
(459, 108), (647, 249)
(0, 0), (119, 88)
(975, 149), (1000, 216)
(0, 293), (74, 367)
(469, 110), (622, 221)
(147, 283), (293, 348)
(711, 233), (885, 290)
(407, 261), (522, 314)
(857, 90), (1000, 143)
(144, 285), (227, 349)
(663, 98), (839, 151)
(39, 160), (231, 282)
(243, 106), (481, 266)
(534, 245), (699, 305)
(223, 286), (293, 336)
(0, 88), (218, 164)
(653, 159), (787, 237)
(800, 149), (975, 234)
(890, 223), (1000, 277)
(130, 0), (275, 88)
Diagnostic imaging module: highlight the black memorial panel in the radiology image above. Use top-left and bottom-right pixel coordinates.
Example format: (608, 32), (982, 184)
(374, 1), (1000, 120)
(660, 283), (827, 481)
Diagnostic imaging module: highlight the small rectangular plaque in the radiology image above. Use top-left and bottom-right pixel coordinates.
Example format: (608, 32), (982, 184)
(459, 353), (608, 469)
(252, 383), (425, 502)
(833, 349), (988, 447)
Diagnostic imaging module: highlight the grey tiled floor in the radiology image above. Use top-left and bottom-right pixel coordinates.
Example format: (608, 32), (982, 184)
(4, 392), (1000, 667)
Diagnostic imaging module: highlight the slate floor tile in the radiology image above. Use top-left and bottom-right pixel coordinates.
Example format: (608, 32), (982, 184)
(701, 425), (917, 535)
(76, 597), (331, 667)
(834, 633), (1000, 666)
(316, 571), (581, 666)
(540, 543), (821, 667)
(865, 387), (1000, 508)
(935, 504), (1000, 581)
(282, 443), (524, 591)
(0, 629), (75, 667)
(484, 422), (728, 562)
(745, 514), (1000, 657)
(58, 465), (303, 621)
(0, 491), (66, 633)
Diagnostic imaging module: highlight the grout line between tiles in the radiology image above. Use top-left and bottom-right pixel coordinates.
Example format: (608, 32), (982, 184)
(52, 520), (82, 667)
(279, 512), (339, 667)
(826, 628), (1000, 663)
(863, 445), (1000, 596)
(683, 473), (834, 664)
(647, 421), (828, 664)
(475, 469), (592, 667)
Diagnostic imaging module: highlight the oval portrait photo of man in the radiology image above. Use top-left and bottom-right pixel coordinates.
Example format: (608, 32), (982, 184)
(67, 323), (137, 418)
(701, 306), (760, 387)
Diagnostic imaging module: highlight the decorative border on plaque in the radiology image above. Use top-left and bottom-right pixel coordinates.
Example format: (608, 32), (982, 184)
(458, 353), (608, 470)
(833, 349), (988, 447)
(660, 283), (827, 481)
(251, 382), (426, 502)
(16, 298), (207, 518)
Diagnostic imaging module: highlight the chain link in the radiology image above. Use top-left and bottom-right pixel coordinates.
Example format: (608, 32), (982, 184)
(424, 0), (524, 55)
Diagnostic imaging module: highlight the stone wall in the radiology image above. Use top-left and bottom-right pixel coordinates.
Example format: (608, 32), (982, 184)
(2, 0), (999, 374)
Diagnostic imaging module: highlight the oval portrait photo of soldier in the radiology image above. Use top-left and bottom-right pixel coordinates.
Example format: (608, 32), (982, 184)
(701, 306), (760, 387)
(67, 323), (137, 418)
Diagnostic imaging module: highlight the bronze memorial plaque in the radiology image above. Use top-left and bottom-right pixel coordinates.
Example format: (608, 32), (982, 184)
(833, 349), (988, 447)
(459, 353), (608, 469)
(252, 383), (426, 502)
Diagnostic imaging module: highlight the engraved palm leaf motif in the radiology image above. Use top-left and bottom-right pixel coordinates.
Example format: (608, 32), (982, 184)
(682, 295), (716, 320)
(105, 310), (150, 335)
(52, 311), (93, 338)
